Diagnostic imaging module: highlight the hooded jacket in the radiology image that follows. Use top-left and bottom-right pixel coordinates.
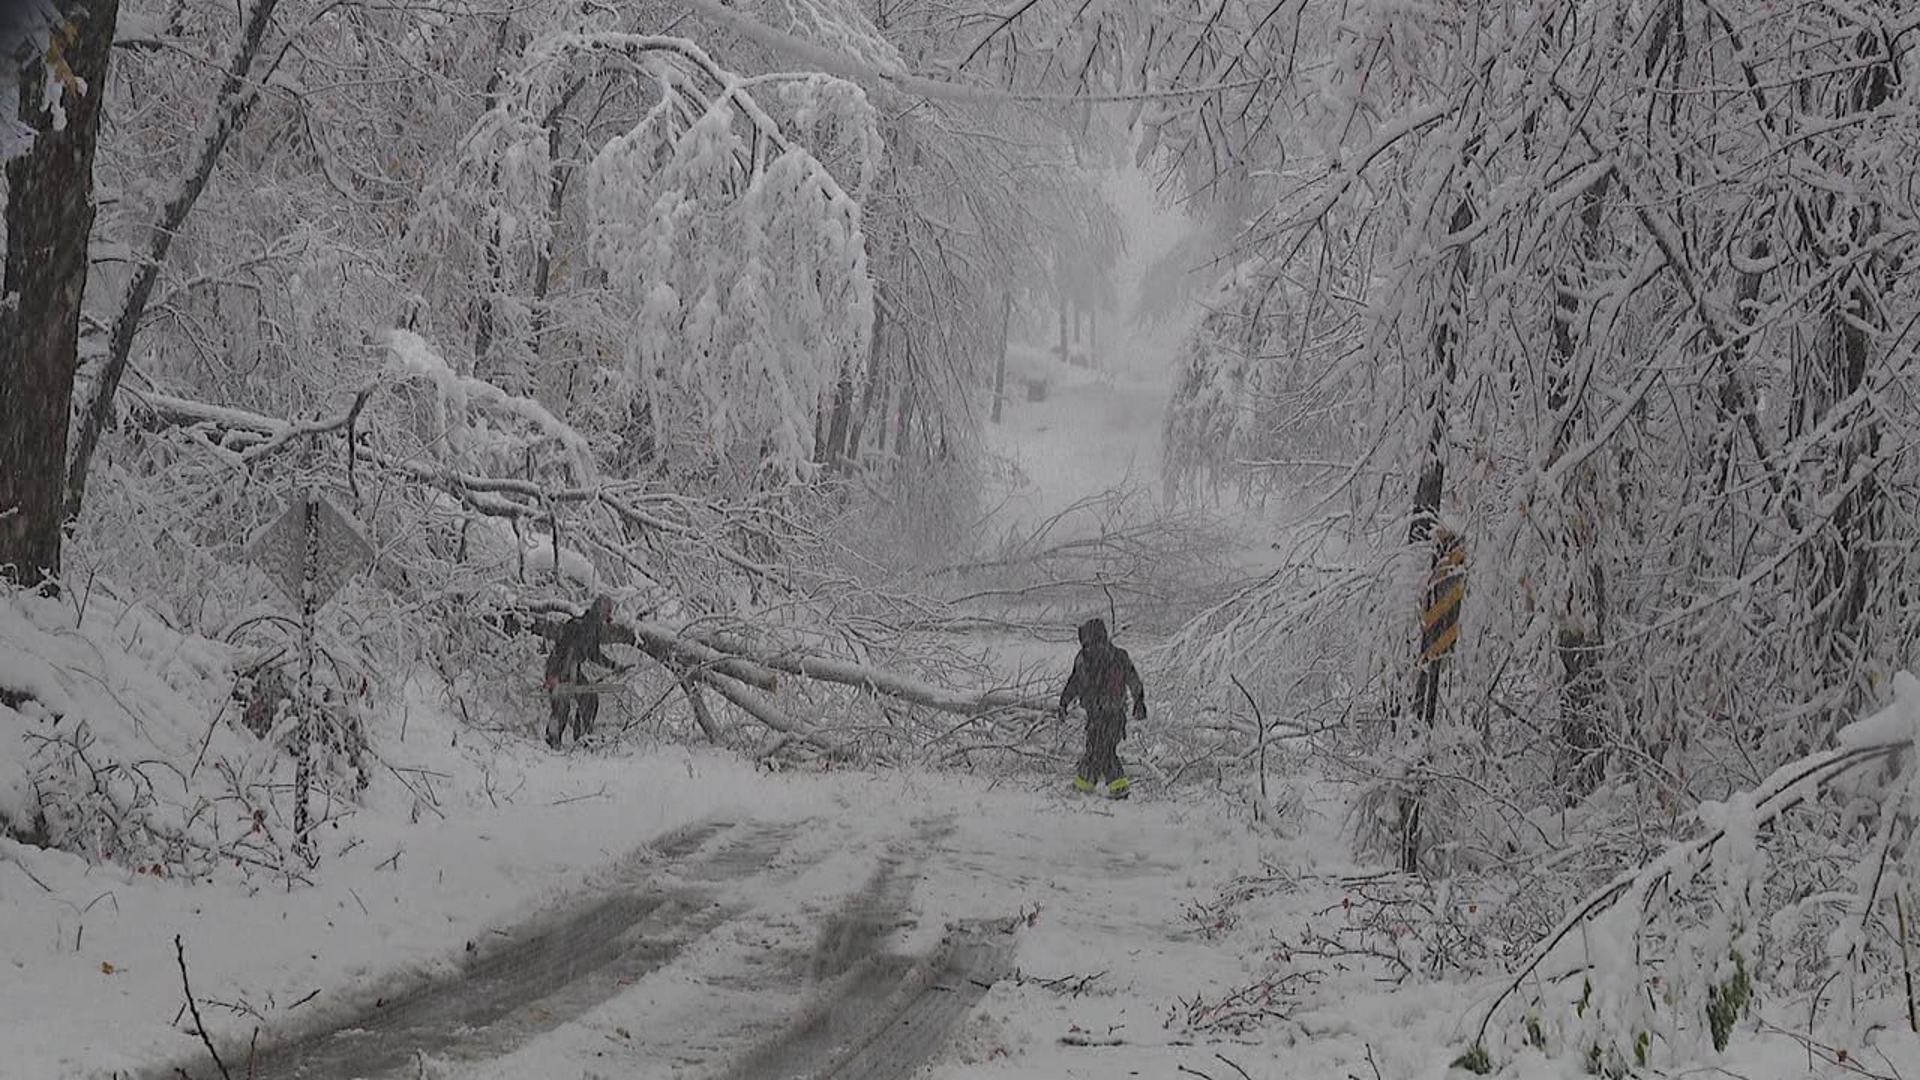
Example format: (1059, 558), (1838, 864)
(1059, 617), (1146, 720)
(543, 597), (632, 685)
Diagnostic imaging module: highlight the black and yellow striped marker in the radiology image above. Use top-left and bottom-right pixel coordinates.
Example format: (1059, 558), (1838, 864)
(1421, 530), (1465, 662)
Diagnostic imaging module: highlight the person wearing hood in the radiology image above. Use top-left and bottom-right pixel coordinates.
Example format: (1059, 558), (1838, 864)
(1057, 616), (1147, 798)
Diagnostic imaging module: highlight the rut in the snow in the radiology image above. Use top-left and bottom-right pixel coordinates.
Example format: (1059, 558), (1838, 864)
(155, 817), (803, 1080)
(722, 814), (1017, 1080)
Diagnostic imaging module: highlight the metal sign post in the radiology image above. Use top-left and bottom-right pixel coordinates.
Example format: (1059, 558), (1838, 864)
(246, 486), (380, 859)
(293, 491), (321, 855)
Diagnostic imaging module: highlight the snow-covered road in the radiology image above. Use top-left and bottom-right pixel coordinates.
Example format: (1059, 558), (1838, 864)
(76, 769), (1468, 1080)
(208, 811), (1014, 1080)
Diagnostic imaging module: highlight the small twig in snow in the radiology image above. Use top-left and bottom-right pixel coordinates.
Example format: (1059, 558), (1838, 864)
(1215, 1053), (1254, 1080)
(189, 694), (232, 780)
(1015, 968), (1108, 997)
(1363, 1042), (1385, 1080)
(175, 934), (233, 1080)
(1229, 673), (1268, 820)
(549, 785), (610, 806)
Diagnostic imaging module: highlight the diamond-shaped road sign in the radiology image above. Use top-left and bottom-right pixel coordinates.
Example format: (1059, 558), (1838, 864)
(247, 491), (384, 610)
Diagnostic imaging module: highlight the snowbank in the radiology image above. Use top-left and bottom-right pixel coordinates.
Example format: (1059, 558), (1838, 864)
(0, 585), (257, 870)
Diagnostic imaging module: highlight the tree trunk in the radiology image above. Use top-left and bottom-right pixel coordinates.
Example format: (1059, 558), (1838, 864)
(990, 291), (1011, 424)
(819, 328), (864, 469)
(1400, 193), (1473, 875)
(0, 0), (119, 589)
(525, 79), (585, 381)
(1407, 196), (1474, 728)
(894, 379), (915, 461)
(471, 18), (514, 380)
(1547, 170), (1614, 802)
(850, 329), (885, 463)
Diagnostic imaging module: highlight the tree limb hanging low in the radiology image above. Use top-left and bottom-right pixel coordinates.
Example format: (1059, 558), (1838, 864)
(513, 603), (1048, 725)
(127, 389), (788, 584)
(507, 600), (777, 691)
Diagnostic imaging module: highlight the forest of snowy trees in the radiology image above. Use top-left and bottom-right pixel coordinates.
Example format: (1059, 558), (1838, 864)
(4, 0), (1920, 1073)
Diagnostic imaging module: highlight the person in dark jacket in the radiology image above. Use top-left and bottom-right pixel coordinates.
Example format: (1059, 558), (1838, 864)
(1057, 616), (1147, 798)
(541, 595), (633, 748)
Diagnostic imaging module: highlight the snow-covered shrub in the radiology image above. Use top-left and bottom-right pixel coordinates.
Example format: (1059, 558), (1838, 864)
(0, 583), (318, 879)
(1466, 674), (1920, 1073)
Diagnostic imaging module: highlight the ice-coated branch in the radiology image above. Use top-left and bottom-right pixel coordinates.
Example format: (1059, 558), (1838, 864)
(627, 621), (780, 692)
(381, 329), (597, 484)
(693, 668), (834, 753)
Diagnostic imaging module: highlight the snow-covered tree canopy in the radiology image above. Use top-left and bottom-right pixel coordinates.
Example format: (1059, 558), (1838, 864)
(53, 0), (1116, 615)
(416, 27), (881, 485)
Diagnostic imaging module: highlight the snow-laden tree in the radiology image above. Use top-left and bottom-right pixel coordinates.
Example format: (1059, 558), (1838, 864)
(416, 25), (880, 487)
(38, 0), (1132, 779)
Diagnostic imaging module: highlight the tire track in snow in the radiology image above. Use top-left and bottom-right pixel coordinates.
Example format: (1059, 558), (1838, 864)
(221, 816), (805, 1080)
(719, 814), (1018, 1080)
(805, 919), (1016, 1080)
